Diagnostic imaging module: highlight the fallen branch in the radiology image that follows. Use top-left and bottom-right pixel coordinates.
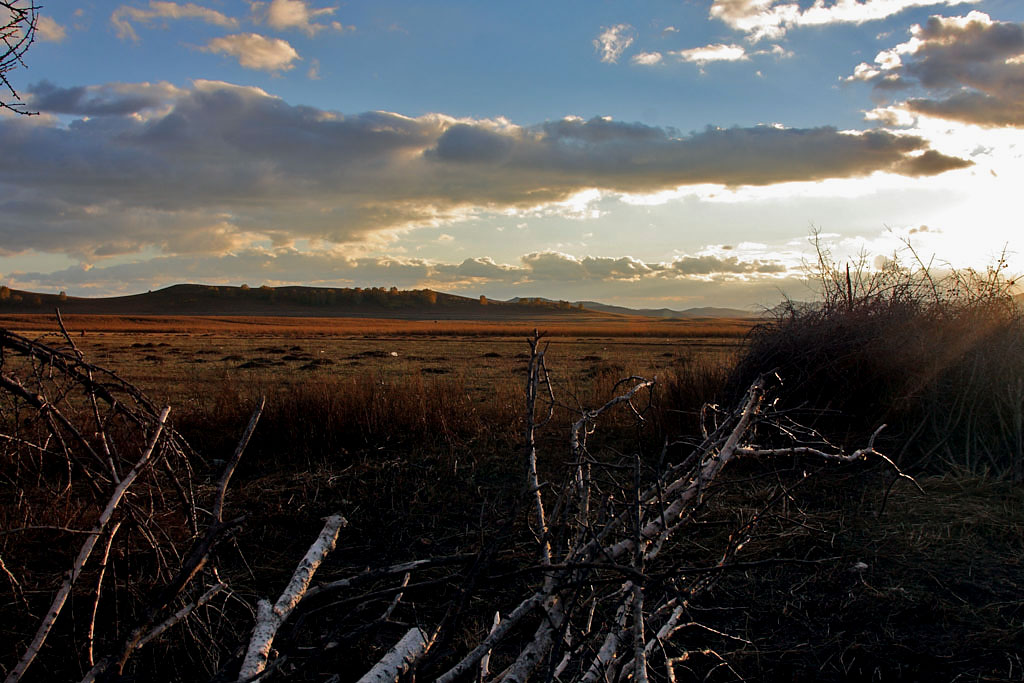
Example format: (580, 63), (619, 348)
(4, 406), (170, 683)
(355, 627), (429, 683)
(236, 513), (347, 682)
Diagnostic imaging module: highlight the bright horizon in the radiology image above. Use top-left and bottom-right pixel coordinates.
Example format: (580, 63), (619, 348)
(3, 0), (1024, 310)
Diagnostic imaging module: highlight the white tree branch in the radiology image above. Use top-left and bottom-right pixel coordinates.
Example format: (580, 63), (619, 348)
(5, 406), (170, 683)
(236, 513), (347, 682)
(355, 627), (428, 683)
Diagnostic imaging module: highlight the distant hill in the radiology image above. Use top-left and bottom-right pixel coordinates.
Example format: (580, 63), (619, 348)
(0, 284), (607, 320)
(0, 284), (759, 321)
(507, 297), (756, 319)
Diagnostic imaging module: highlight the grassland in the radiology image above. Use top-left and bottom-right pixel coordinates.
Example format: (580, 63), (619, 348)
(0, 312), (755, 336)
(1, 308), (1021, 682)
(0, 314), (748, 417)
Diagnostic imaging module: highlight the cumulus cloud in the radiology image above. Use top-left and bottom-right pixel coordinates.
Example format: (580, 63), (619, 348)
(203, 33), (300, 71)
(28, 81), (186, 116)
(594, 24), (636, 63)
(521, 252), (654, 281)
(250, 0), (350, 36)
(670, 254), (787, 275)
(848, 12), (1024, 127)
(710, 0), (979, 42)
(111, 1), (239, 42)
(14, 250), (431, 294)
(437, 256), (519, 280)
(36, 15), (67, 42)
(427, 122), (515, 163)
(0, 80), (969, 260)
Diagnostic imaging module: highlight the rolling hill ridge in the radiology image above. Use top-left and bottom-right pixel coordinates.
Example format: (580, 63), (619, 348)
(0, 284), (755, 320)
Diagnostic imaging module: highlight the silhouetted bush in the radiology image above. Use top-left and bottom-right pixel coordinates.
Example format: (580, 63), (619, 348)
(729, 237), (1023, 479)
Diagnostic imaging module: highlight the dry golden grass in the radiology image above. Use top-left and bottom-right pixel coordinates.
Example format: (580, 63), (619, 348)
(0, 315), (746, 412)
(0, 313), (756, 338)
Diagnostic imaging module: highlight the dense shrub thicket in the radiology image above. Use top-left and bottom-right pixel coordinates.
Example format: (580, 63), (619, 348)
(729, 240), (1023, 480)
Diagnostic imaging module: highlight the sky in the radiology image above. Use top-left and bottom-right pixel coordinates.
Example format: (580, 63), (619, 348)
(2, 0), (1024, 309)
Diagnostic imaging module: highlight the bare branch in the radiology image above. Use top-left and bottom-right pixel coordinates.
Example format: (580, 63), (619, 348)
(0, 1), (39, 115)
(4, 406), (170, 683)
(236, 513), (347, 682)
(355, 627), (429, 683)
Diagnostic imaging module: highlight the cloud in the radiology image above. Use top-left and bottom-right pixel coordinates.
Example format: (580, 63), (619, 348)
(670, 254), (787, 275)
(0, 80), (969, 261)
(671, 43), (749, 65)
(36, 15), (67, 42)
(636, 43), (789, 69)
(203, 33), (300, 71)
(594, 24), (636, 63)
(519, 253), (665, 281)
(518, 251), (788, 281)
(428, 123), (514, 163)
(440, 256), (519, 280)
(250, 0), (350, 36)
(111, 1), (239, 42)
(710, 0), (979, 42)
(15, 250), (434, 293)
(631, 52), (663, 66)
(848, 12), (1024, 127)
(12, 247), (795, 304)
(28, 81), (186, 116)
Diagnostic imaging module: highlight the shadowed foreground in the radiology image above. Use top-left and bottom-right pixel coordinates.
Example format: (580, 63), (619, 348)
(0, 297), (1021, 680)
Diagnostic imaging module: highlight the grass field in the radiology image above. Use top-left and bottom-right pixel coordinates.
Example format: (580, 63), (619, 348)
(1, 311), (1021, 682)
(0, 312), (756, 337)
(0, 315), (746, 411)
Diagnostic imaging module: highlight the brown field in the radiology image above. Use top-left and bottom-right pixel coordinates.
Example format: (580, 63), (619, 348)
(1, 314), (748, 408)
(0, 313), (756, 337)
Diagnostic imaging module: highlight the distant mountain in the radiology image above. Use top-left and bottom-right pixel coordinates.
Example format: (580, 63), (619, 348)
(507, 297), (756, 319)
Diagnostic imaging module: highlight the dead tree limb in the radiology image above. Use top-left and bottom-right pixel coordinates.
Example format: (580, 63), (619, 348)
(236, 513), (347, 682)
(213, 398), (265, 523)
(4, 406), (170, 683)
(355, 627), (429, 683)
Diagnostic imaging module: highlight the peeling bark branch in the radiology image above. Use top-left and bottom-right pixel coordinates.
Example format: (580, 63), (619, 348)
(436, 592), (545, 683)
(355, 627), (428, 683)
(236, 513), (347, 682)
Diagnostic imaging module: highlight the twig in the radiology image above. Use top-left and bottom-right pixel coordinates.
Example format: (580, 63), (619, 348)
(137, 580), (227, 648)
(525, 333), (552, 568)
(86, 521), (122, 667)
(213, 398), (265, 524)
